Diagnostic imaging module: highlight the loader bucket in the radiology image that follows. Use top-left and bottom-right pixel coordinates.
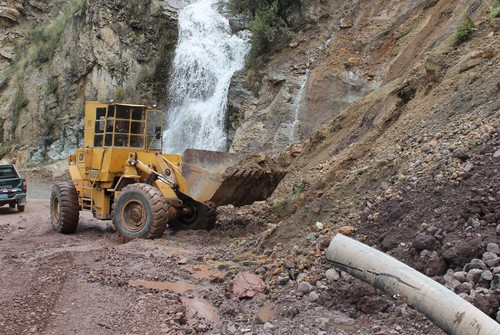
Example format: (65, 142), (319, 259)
(181, 149), (286, 207)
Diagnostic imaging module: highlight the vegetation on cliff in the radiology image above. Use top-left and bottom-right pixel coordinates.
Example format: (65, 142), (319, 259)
(455, 13), (475, 45)
(228, 0), (302, 61)
(490, 0), (500, 21)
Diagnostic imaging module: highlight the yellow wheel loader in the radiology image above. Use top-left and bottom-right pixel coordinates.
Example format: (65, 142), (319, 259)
(50, 101), (285, 240)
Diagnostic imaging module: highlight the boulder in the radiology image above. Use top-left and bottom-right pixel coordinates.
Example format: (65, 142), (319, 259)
(230, 272), (265, 299)
(412, 234), (439, 251)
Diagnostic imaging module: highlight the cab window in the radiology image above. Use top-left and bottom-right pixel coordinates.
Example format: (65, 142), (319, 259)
(94, 107), (106, 147)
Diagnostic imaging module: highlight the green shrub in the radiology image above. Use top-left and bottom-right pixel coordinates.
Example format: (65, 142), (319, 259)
(11, 86), (29, 134)
(36, 0), (83, 62)
(227, 0), (262, 18)
(228, 0), (301, 20)
(13, 87), (29, 115)
(20, 0), (85, 65)
(292, 180), (306, 196)
(455, 13), (475, 45)
(489, 0), (500, 21)
(275, 179), (307, 215)
(284, 179), (308, 202)
(227, 0), (301, 61)
(248, 4), (288, 59)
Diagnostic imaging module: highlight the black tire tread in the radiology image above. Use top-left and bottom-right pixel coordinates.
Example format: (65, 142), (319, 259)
(51, 182), (79, 234)
(112, 183), (169, 241)
(170, 199), (216, 231)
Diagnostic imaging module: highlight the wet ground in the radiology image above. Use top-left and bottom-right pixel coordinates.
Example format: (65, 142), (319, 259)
(0, 186), (445, 335)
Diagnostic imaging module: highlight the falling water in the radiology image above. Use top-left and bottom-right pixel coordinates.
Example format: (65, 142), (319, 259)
(163, 0), (250, 153)
(288, 71), (309, 144)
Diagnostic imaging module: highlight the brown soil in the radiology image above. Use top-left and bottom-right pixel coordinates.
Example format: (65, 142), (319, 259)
(0, 177), (445, 335)
(1, 1), (499, 334)
(214, 153), (287, 207)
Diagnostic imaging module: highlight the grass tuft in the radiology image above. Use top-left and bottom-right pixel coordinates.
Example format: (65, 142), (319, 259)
(113, 86), (126, 102)
(455, 13), (475, 45)
(489, 0), (500, 21)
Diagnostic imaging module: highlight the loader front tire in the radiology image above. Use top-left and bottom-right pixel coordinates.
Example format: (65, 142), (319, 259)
(170, 198), (216, 231)
(50, 183), (79, 234)
(112, 184), (169, 241)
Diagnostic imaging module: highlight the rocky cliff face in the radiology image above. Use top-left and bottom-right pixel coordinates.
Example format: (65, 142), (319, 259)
(1, 0), (499, 325)
(228, 0), (499, 155)
(4, 0), (495, 167)
(0, 0), (177, 163)
(234, 0), (500, 214)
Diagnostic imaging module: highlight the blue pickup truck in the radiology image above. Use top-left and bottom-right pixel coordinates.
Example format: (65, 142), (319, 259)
(0, 164), (27, 212)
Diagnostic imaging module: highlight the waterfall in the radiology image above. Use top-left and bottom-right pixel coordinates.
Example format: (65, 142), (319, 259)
(163, 0), (250, 154)
(288, 71), (309, 144)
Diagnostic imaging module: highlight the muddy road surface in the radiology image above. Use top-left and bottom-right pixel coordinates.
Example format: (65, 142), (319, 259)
(0, 185), (443, 335)
(0, 197), (222, 334)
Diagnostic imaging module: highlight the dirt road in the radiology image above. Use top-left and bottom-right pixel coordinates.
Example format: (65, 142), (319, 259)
(0, 195), (224, 334)
(0, 184), (444, 335)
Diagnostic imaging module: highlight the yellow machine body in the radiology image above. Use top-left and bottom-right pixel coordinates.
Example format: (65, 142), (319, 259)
(69, 102), (186, 219)
(68, 101), (285, 220)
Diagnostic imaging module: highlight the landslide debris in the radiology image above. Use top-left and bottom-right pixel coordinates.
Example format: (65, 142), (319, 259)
(214, 152), (287, 207)
(222, 0), (500, 329)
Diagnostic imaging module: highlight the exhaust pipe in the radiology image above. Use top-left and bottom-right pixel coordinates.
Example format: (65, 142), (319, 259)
(325, 234), (500, 335)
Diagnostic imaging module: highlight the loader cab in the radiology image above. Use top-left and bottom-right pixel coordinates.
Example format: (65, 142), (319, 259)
(85, 101), (163, 150)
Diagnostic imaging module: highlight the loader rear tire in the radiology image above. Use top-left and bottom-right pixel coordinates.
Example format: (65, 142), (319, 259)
(50, 183), (79, 234)
(170, 199), (216, 231)
(112, 183), (169, 241)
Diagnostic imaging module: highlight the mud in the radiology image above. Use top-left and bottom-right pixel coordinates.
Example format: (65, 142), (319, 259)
(210, 152), (287, 207)
(0, 184), (444, 334)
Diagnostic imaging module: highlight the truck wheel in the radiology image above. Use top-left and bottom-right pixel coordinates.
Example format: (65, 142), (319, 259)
(51, 183), (79, 234)
(170, 199), (216, 231)
(112, 183), (169, 241)
(17, 203), (25, 212)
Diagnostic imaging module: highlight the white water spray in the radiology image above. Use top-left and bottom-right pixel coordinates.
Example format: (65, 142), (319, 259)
(163, 0), (250, 153)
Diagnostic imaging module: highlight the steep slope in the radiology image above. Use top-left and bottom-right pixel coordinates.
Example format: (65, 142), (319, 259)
(230, 0), (498, 155)
(226, 0), (500, 323)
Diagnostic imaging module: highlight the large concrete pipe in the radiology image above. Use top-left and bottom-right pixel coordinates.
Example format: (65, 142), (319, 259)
(325, 234), (500, 335)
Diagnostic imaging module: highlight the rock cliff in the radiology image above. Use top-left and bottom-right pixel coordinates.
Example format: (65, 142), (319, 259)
(0, 0), (177, 163)
(229, 0), (499, 156)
